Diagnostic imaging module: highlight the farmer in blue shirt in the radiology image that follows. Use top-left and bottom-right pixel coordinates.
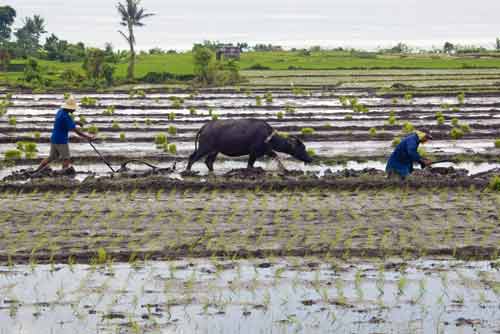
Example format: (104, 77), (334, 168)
(386, 129), (433, 180)
(33, 96), (94, 174)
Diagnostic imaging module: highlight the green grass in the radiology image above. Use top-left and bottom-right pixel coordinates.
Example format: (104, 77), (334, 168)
(3, 51), (500, 86)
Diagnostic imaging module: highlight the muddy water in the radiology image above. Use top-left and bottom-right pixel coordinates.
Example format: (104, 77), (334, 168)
(1, 258), (499, 334)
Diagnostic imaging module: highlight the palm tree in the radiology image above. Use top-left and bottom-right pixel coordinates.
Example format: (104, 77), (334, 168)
(117, 0), (154, 80)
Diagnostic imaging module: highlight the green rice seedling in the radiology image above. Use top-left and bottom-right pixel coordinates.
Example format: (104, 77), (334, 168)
(437, 115), (445, 126)
(392, 97), (398, 104)
(171, 99), (182, 109)
(284, 103), (296, 113)
(87, 124), (99, 134)
(189, 107), (196, 115)
(255, 96), (262, 106)
(397, 275), (408, 296)
(119, 132), (126, 141)
(495, 139), (500, 148)
(168, 112), (175, 121)
(344, 114), (353, 120)
(339, 96), (349, 107)
(81, 96), (97, 106)
(457, 92), (465, 105)
(8, 115), (16, 126)
(103, 106), (115, 116)
(212, 114), (219, 120)
(111, 120), (120, 129)
(301, 127), (315, 135)
(136, 90), (146, 98)
(387, 112), (397, 125)
(450, 127), (464, 139)
(277, 111), (284, 119)
(440, 103), (450, 110)
(33, 131), (41, 139)
(404, 92), (413, 102)
(452, 107), (460, 113)
(402, 121), (414, 133)
(154, 133), (167, 146)
(145, 118), (152, 126)
(292, 87), (305, 95)
(264, 92), (273, 104)
(451, 117), (459, 127)
(79, 114), (87, 124)
(369, 127), (377, 137)
(460, 124), (471, 133)
(3, 149), (23, 161)
(168, 143), (177, 154)
(168, 125), (177, 136)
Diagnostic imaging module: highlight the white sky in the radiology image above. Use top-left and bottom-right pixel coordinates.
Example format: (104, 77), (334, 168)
(6, 0), (500, 50)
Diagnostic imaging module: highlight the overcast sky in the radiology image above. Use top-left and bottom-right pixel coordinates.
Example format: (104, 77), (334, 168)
(7, 0), (500, 50)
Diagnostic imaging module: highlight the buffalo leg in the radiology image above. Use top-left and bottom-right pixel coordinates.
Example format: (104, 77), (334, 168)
(205, 152), (218, 172)
(247, 153), (257, 169)
(186, 148), (210, 171)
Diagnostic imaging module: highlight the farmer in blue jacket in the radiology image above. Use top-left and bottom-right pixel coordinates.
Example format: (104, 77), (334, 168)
(386, 129), (433, 180)
(33, 96), (94, 174)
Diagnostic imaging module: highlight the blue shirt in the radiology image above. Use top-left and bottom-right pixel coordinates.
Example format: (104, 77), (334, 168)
(51, 109), (76, 144)
(386, 133), (422, 177)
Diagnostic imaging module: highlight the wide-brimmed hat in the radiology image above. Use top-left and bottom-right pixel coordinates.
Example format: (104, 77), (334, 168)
(418, 127), (433, 140)
(62, 96), (78, 110)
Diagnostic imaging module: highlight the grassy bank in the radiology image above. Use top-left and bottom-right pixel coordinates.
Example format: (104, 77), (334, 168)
(3, 51), (500, 87)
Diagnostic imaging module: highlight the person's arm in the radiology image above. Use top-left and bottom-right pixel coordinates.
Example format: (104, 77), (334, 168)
(407, 135), (432, 166)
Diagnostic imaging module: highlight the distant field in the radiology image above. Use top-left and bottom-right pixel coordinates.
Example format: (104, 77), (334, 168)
(3, 51), (500, 86)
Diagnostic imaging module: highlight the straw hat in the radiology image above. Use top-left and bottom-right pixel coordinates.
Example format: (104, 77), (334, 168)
(62, 96), (78, 110)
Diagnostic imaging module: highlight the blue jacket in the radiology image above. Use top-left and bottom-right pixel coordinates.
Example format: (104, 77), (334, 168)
(51, 109), (76, 144)
(386, 133), (422, 177)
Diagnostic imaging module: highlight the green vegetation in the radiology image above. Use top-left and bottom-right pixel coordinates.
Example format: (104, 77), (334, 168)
(276, 111), (284, 119)
(87, 124), (99, 135)
(154, 133), (167, 146)
(103, 106), (115, 116)
(168, 143), (177, 154)
(8, 115), (16, 126)
(450, 127), (464, 139)
(489, 176), (500, 191)
(494, 139), (500, 148)
(119, 132), (126, 141)
(402, 122), (414, 134)
(369, 127), (377, 137)
(81, 96), (97, 107)
(301, 127), (315, 135)
(168, 125), (177, 136)
(392, 137), (401, 147)
(3, 149), (22, 161)
(16, 141), (38, 158)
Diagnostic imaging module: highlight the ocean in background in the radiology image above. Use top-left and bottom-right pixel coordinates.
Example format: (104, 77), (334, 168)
(8, 0), (500, 51)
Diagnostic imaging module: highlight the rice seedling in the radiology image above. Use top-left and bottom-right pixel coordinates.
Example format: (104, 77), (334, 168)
(103, 106), (115, 116)
(339, 96), (349, 107)
(387, 111), (397, 125)
(344, 114), (353, 120)
(189, 106), (196, 115)
(4, 149), (22, 161)
(8, 115), (16, 126)
(301, 127), (315, 135)
(81, 96), (97, 106)
(369, 127), (377, 137)
(402, 121), (414, 134)
(404, 92), (413, 102)
(168, 143), (177, 154)
(451, 117), (459, 127)
(154, 133), (168, 146)
(457, 91), (465, 104)
(167, 125), (177, 136)
(119, 132), (126, 141)
(276, 111), (284, 119)
(450, 127), (464, 140)
(494, 139), (500, 148)
(264, 92), (273, 104)
(212, 113), (219, 120)
(111, 120), (120, 129)
(460, 123), (471, 133)
(489, 176), (500, 191)
(87, 124), (99, 135)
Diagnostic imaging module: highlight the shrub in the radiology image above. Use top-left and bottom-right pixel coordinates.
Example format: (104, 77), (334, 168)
(155, 133), (167, 146)
(489, 176), (500, 191)
(450, 127), (464, 139)
(168, 125), (177, 136)
(301, 127), (315, 135)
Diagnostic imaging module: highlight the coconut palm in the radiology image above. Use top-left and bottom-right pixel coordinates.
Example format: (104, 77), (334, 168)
(117, 0), (154, 79)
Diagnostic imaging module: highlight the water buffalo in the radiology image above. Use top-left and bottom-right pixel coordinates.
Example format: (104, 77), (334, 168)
(185, 119), (313, 172)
